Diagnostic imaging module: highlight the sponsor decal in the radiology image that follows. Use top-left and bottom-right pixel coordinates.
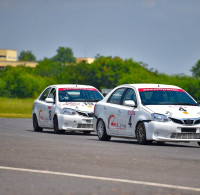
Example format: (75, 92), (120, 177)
(179, 107), (187, 112)
(39, 110), (48, 122)
(128, 110), (135, 128)
(59, 88), (97, 91)
(183, 111), (189, 114)
(165, 111), (172, 116)
(138, 88), (185, 92)
(48, 106), (52, 120)
(65, 102), (81, 106)
(108, 115), (126, 130)
(169, 105), (187, 108)
(128, 110), (135, 115)
(128, 116), (132, 128)
(84, 102), (94, 105)
(179, 107), (189, 114)
(39, 110), (44, 120)
(84, 102), (94, 108)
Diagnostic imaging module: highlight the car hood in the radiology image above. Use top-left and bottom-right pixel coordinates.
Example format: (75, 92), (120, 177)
(58, 102), (95, 113)
(145, 105), (200, 119)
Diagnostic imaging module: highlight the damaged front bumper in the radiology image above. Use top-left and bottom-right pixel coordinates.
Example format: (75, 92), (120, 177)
(145, 120), (200, 142)
(57, 114), (94, 131)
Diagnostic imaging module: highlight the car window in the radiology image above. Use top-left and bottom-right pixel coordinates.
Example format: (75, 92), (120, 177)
(48, 88), (56, 103)
(139, 88), (197, 105)
(122, 88), (137, 105)
(39, 87), (51, 101)
(107, 88), (126, 105)
(58, 88), (103, 102)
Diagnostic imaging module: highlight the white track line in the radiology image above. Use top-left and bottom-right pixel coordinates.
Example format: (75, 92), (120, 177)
(0, 166), (199, 192)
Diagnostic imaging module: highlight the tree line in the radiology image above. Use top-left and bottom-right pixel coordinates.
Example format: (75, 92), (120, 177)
(1, 47), (200, 100)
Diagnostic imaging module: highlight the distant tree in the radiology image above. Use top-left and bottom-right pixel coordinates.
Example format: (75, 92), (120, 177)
(18, 50), (37, 62)
(34, 58), (63, 79)
(52, 47), (76, 64)
(95, 53), (101, 59)
(0, 66), (52, 98)
(191, 60), (200, 78)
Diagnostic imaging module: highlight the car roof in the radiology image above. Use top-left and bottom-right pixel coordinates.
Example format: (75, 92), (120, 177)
(48, 84), (97, 89)
(117, 83), (182, 90)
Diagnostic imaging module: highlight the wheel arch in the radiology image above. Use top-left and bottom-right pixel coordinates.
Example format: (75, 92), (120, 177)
(33, 112), (42, 128)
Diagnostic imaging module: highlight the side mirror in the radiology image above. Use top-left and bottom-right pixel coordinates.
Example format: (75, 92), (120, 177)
(45, 98), (54, 103)
(124, 100), (136, 107)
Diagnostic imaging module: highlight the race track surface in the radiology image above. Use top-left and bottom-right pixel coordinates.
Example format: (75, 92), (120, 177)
(0, 118), (200, 195)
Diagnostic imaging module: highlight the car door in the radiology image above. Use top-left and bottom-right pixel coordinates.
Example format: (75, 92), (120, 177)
(37, 87), (52, 127)
(45, 87), (57, 128)
(118, 88), (139, 136)
(104, 88), (126, 135)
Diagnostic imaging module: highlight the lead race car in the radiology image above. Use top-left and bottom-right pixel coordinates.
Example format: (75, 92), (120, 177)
(32, 84), (103, 134)
(93, 84), (200, 146)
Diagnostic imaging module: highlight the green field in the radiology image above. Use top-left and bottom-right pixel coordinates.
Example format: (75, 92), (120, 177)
(0, 98), (34, 118)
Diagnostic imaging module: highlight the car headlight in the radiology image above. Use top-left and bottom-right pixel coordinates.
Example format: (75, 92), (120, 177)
(63, 108), (77, 115)
(152, 113), (169, 122)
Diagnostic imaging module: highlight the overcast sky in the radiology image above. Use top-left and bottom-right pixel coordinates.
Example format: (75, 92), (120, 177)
(1, 0), (200, 75)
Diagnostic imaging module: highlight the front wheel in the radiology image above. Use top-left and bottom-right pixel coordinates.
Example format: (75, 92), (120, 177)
(33, 114), (43, 132)
(53, 116), (65, 134)
(135, 122), (151, 145)
(97, 120), (111, 141)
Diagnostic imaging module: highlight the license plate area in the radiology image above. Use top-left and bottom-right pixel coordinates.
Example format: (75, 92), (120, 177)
(181, 128), (196, 133)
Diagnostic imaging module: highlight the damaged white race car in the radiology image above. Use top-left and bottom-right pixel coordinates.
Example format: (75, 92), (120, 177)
(32, 84), (103, 134)
(93, 84), (200, 146)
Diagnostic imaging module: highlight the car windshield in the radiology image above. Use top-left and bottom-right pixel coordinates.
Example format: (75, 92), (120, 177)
(139, 88), (198, 106)
(58, 88), (103, 102)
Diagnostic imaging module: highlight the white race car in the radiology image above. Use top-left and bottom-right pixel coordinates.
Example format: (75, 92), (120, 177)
(32, 84), (103, 134)
(93, 84), (200, 146)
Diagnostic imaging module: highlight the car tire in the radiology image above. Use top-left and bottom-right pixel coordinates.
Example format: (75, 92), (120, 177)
(136, 122), (151, 145)
(197, 142), (200, 146)
(97, 119), (111, 141)
(53, 115), (65, 134)
(83, 131), (91, 135)
(33, 114), (43, 132)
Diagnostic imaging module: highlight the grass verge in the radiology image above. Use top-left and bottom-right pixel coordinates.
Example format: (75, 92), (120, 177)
(0, 98), (34, 118)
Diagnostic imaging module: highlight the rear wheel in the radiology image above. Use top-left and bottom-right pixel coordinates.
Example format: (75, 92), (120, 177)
(53, 116), (65, 134)
(97, 120), (111, 141)
(33, 114), (43, 132)
(136, 122), (151, 144)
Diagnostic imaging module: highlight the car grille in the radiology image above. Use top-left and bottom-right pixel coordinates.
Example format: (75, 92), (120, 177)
(169, 117), (200, 125)
(77, 112), (94, 117)
(169, 118), (183, 124)
(77, 124), (93, 129)
(170, 133), (200, 139)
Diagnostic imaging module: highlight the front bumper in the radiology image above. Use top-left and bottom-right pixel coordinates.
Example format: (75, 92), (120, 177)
(57, 114), (94, 131)
(145, 121), (200, 142)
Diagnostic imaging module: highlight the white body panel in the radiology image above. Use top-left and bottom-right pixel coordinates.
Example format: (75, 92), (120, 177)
(32, 84), (103, 132)
(93, 84), (200, 143)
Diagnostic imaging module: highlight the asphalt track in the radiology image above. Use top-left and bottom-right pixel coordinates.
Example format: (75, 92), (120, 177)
(0, 118), (200, 195)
